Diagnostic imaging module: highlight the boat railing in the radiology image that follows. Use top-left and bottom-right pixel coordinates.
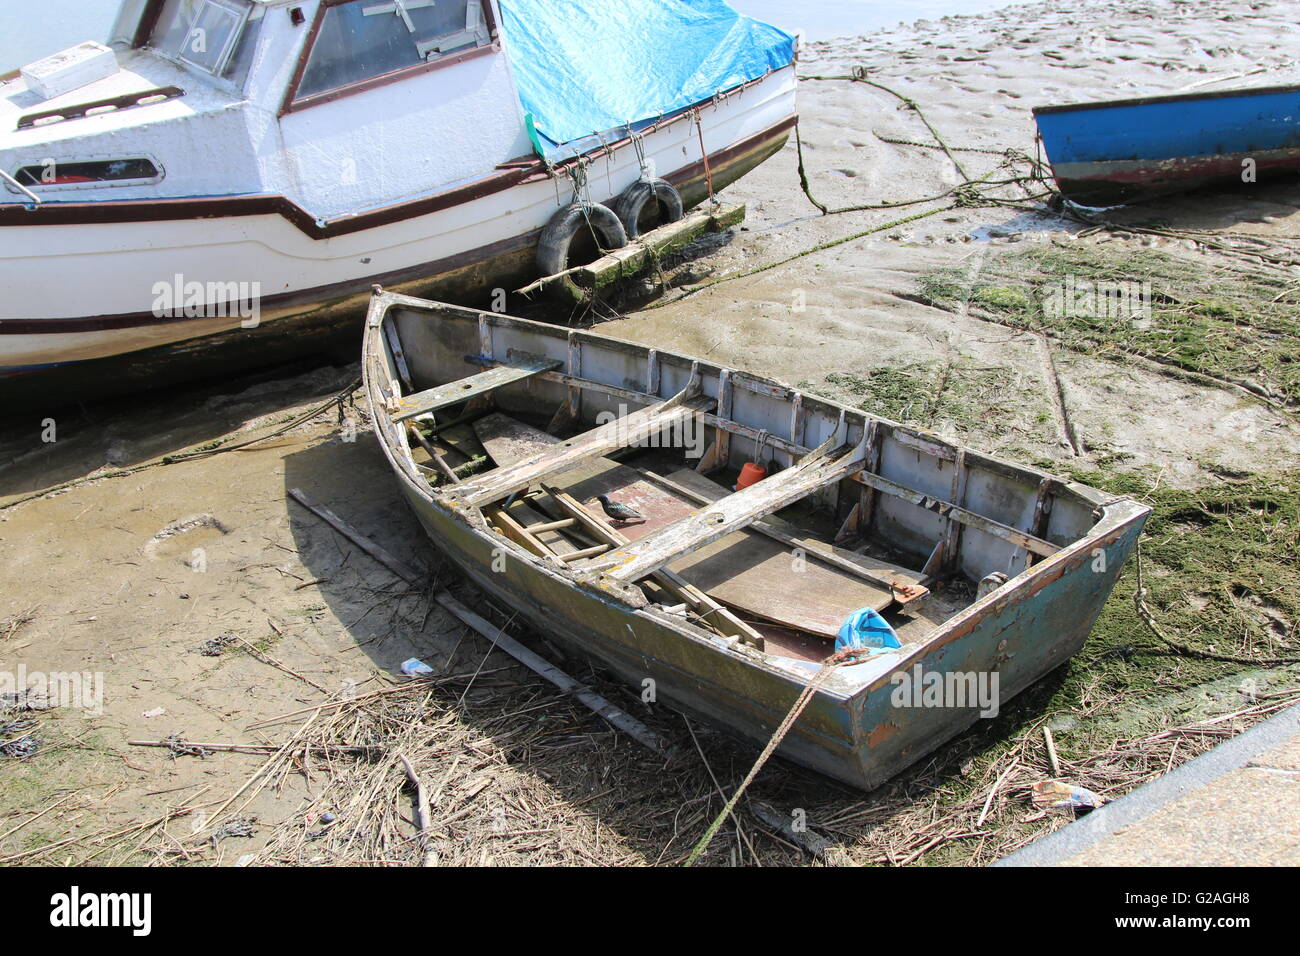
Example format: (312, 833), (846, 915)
(0, 169), (43, 206)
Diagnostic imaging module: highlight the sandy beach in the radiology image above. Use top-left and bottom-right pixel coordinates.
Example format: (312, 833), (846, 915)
(2, 0), (1298, 867)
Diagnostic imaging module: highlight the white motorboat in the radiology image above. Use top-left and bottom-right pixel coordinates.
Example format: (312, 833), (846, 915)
(0, 0), (797, 393)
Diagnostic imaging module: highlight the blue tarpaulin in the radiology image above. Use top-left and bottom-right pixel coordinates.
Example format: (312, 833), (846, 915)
(497, 0), (796, 156)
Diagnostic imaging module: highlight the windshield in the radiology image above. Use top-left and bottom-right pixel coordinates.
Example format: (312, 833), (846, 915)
(148, 0), (261, 80)
(295, 0), (492, 101)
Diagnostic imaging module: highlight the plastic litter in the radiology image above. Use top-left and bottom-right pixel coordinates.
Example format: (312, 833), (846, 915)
(400, 658), (434, 677)
(835, 607), (902, 654)
(1032, 780), (1108, 810)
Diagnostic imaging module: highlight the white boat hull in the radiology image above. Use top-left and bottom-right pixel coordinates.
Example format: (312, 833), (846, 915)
(0, 67), (796, 375)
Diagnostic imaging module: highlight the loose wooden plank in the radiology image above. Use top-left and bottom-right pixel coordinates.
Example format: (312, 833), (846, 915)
(665, 533), (889, 639)
(287, 488), (673, 756)
(591, 445), (867, 583)
(539, 485), (766, 648)
(448, 393), (713, 508)
(391, 357), (561, 423)
(474, 414), (893, 639)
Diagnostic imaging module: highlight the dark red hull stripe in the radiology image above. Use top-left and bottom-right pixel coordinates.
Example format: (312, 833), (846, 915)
(1053, 147), (1300, 205)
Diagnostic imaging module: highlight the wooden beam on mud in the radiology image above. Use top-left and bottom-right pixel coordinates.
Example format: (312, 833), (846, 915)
(590, 439), (867, 584)
(286, 488), (674, 757)
(516, 203), (746, 297)
(445, 389), (714, 508)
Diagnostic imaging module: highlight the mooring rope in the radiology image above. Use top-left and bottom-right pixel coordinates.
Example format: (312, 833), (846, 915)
(801, 69), (972, 181)
(684, 648), (869, 866)
(694, 109), (717, 205)
(629, 71), (1055, 314)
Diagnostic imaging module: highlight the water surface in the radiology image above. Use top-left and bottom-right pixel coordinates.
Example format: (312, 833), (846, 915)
(1, 0), (1038, 71)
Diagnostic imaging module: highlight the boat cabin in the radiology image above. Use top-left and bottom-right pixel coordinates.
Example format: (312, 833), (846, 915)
(2, 0), (532, 218)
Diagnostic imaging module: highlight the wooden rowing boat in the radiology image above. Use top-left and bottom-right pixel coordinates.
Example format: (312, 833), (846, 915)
(362, 291), (1151, 790)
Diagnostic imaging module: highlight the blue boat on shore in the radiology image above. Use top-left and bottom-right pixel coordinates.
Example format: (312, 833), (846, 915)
(1033, 83), (1300, 206)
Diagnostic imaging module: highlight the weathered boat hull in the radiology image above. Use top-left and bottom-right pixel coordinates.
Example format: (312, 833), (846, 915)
(363, 293), (1151, 790)
(1034, 83), (1300, 206)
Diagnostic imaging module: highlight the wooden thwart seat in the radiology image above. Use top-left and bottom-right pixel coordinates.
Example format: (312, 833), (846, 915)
(588, 439), (867, 583)
(391, 357), (562, 422)
(446, 390), (715, 509)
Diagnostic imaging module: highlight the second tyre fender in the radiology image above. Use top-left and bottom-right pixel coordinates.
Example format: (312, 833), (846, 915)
(611, 178), (684, 238)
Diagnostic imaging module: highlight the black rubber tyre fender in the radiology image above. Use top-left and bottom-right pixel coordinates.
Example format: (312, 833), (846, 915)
(611, 177), (684, 238)
(536, 201), (628, 280)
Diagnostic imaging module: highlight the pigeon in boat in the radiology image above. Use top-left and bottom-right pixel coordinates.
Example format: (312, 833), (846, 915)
(596, 495), (646, 524)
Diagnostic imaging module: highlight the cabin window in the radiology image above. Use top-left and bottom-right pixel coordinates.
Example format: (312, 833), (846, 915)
(149, 0), (263, 82)
(10, 158), (162, 189)
(293, 0), (493, 102)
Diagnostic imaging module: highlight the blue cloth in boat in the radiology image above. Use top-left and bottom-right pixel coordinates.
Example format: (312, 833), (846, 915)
(835, 608), (902, 654)
(497, 0), (795, 157)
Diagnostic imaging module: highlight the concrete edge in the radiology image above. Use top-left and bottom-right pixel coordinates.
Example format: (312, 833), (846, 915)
(993, 701), (1300, 867)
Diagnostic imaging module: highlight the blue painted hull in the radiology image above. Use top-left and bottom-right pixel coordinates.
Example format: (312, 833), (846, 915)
(1033, 83), (1300, 206)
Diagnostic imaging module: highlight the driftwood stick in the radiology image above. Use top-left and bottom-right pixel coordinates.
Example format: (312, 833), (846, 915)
(406, 422), (460, 483)
(516, 261), (593, 296)
(0, 790), (80, 843)
(1042, 727), (1062, 777)
(128, 740), (382, 755)
(236, 637), (333, 695)
(976, 758), (1020, 829)
(398, 753), (437, 867)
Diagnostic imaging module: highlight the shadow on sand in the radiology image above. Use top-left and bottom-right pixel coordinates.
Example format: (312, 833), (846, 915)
(0, 359), (356, 501)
